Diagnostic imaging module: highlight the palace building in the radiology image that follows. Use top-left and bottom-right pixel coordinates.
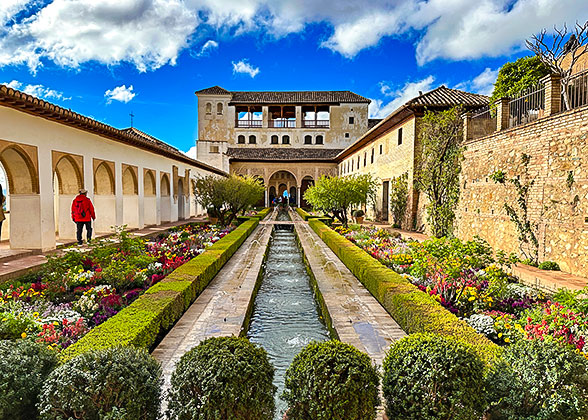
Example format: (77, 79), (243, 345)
(194, 86), (379, 207)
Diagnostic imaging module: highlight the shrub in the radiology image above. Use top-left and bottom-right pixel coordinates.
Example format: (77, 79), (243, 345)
(382, 333), (486, 420)
(538, 260), (560, 271)
(39, 346), (162, 420)
(487, 338), (588, 420)
(352, 209), (365, 218)
(167, 336), (275, 420)
(0, 340), (59, 420)
(283, 340), (380, 420)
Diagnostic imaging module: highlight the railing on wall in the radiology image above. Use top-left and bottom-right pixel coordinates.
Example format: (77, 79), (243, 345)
(564, 70), (588, 111)
(508, 82), (545, 128)
(471, 106), (492, 120)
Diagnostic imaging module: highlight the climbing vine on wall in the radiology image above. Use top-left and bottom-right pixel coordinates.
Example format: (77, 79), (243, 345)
(491, 153), (539, 264)
(389, 172), (409, 228)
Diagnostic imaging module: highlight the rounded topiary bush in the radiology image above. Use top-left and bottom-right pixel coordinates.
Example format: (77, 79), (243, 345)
(283, 340), (380, 420)
(167, 336), (276, 420)
(487, 338), (588, 420)
(0, 339), (59, 420)
(38, 346), (162, 420)
(383, 333), (486, 420)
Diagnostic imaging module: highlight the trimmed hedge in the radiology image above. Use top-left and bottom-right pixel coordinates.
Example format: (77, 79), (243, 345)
(253, 207), (271, 220)
(308, 218), (500, 364)
(61, 219), (259, 361)
(295, 207), (325, 221)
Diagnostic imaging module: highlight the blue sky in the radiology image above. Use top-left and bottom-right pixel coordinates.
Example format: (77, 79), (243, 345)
(0, 0), (587, 157)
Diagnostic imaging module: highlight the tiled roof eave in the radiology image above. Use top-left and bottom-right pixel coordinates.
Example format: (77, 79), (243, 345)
(0, 85), (227, 176)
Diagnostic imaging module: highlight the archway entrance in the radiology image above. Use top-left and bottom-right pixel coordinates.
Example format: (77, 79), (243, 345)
(0, 162), (9, 243)
(300, 176), (314, 208)
(144, 170), (157, 226)
(122, 165), (139, 228)
(178, 178), (185, 220)
(160, 173), (171, 222)
(94, 161), (116, 234)
(53, 155), (83, 240)
(269, 170), (297, 206)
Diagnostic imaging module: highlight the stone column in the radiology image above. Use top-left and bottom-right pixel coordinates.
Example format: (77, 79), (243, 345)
(114, 161), (123, 226)
(264, 189), (269, 207)
(295, 106), (302, 128)
(297, 186), (301, 207)
(542, 73), (562, 117)
(496, 98), (510, 131)
(137, 167), (145, 228)
(262, 106), (269, 129)
(155, 169), (161, 225)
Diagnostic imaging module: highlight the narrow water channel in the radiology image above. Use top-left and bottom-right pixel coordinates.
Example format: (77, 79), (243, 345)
(247, 212), (330, 419)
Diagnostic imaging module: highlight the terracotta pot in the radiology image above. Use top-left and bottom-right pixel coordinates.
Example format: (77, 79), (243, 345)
(355, 216), (364, 224)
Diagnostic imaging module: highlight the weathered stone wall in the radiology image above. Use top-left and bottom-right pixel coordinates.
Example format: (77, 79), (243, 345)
(456, 104), (588, 277)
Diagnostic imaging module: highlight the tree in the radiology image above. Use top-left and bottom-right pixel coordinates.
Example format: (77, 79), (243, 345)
(389, 172), (409, 228)
(414, 106), (464, 238)
(194, 175), (264, 226)
(490, 56), (549, 104)
(526, 21), (588, 110)
(303, 174), (377, 226)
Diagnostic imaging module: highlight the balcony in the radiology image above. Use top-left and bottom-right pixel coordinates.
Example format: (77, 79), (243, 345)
(302, 119), (330, 128)
(268, 119), (296, 128)
(236, 120), (263, 128)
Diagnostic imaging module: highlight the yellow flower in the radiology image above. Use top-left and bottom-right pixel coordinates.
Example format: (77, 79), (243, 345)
(468, 296), (476, 301)
(498, 333), (503, 338)
(504, 337), (510, 343)
(33, 312), (39, 318)
(21, 332), (27, 339)
(53, 321), (59, 326)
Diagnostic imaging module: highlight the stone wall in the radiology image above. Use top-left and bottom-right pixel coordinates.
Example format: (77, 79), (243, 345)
(456, 104), (588, 277)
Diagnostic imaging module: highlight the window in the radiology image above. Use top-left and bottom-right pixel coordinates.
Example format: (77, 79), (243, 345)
(357, 156), (360, 168)
(237, 135), (245, 144)
(371, 148), (374, 164)
(304, 135), (312, 144)
(269, 106), (296, 128)
(398, 127), (403, 145)
(282, 135), (290, 144)
(315, 135), (324, 145)
(271, 135), (279, 144)
(206, 102), (212, 114)
(249, 135), (256, 144)
(217, 103), (223, 115)
(363, 152), (367, 167)
(302, 105), (330, 128)
(210, 145), (219, 154)
(349, 116), (354, 124)
(345, 132), (350, 138)
(235, 105), (262, 128)
(379, 144), (383, 154)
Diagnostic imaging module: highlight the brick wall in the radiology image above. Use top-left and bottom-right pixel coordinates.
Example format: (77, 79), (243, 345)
(456, 104), (588, 277)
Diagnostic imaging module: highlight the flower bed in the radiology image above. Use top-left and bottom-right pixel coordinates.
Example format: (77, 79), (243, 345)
(334, 225), (588, 356)
(0, 223), (233, 352)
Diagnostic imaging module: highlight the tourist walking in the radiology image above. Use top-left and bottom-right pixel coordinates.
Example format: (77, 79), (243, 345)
(71, 188), (96, 246)
(0, 186), (5, 241)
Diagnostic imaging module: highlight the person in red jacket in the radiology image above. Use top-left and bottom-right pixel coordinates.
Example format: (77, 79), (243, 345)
(71, 188), (96, 246)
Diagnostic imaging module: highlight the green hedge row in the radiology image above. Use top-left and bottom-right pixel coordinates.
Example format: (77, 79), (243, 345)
(308, 219), (501, 365)
(61, 219), (260, 362)
(295, 207), (318, 221)
(253, 207), (271, 220)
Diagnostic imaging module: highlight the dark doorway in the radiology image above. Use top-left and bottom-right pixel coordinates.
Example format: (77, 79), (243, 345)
(382, 181), (389, 222)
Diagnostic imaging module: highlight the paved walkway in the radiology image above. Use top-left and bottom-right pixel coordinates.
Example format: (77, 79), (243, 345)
(0, 217), (207, 283)
(152, 216), (275, 397)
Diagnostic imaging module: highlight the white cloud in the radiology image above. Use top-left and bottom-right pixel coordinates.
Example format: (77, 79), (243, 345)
(1, 0), (587, 71)
(2, 79), (71, 100)
(369, 76), (436, 119)
(232, 59), (260, 78)
(454, 67), (498, 96)
(183, 145), (197, 159)
(196, 39), (219, 57)
(104, 85), (136, 104)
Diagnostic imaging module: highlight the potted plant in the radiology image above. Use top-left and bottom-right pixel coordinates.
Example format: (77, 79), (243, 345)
(207, 206), (218, 224)
(352, 209), (365, 224)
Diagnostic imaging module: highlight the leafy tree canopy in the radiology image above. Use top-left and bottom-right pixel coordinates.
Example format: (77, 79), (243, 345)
(303, 174), (377, 226)
(490, 56), (549, 104)
(194, 174), (264, 226)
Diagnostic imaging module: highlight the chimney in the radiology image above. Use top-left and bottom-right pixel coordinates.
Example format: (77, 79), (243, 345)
(419, 91), (423, 96)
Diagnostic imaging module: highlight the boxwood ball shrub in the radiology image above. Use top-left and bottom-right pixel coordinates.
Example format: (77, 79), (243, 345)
(383, 333), (486, 420)
(487, 338), (588, 420)
(38, 346), (162, 420)
(283, 340), (380, 420)
(0, 340), (59, 420)
(167, 336), (276, 420)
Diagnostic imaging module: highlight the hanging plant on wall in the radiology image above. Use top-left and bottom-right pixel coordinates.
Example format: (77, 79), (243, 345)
(490, 153), (539, 265)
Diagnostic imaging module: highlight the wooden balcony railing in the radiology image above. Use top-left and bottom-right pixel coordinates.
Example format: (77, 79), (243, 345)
(236, 120), (262, 128)
(302, 119), (329, 128)
(268, 119), (296, 128)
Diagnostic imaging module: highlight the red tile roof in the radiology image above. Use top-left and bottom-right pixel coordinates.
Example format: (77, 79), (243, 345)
(227, 147), (343, 161)
(196, 86), (370, 104)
